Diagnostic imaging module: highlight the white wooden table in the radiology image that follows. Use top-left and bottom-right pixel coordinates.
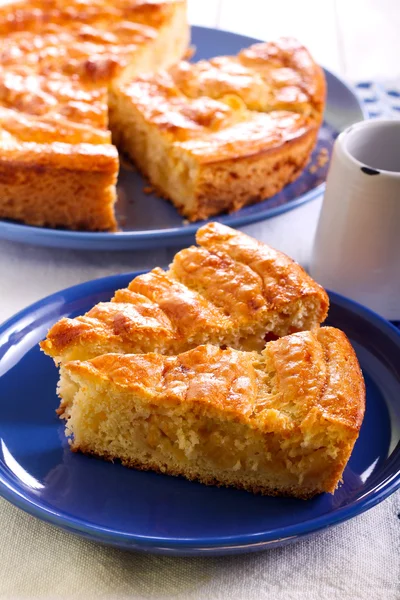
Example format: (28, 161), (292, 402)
(0, 3), (399, 599)
(189, 0), (400, 81)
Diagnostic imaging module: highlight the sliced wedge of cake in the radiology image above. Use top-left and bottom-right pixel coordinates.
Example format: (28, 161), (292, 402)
(109, 37), (325, 221)
(0, 138), (119, 230)
(58, 327), (365, 498)
(41, 222), (329, 363)
(0, 66), (121, 229)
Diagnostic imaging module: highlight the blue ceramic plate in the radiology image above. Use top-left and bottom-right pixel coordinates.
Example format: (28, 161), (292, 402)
(0, 272), (399, 556)
(0, 26), (366, 251)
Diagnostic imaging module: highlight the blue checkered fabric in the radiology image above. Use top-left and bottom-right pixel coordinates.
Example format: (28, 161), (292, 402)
(355, 81), (400, 119)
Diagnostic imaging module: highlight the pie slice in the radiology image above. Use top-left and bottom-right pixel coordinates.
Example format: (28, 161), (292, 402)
(58, 327), (365, 498)
(0, 137), (119, 230)
(0, 64), (121, 229)
(0, 0), (189, 230)
(41, 222), (329, 362)
(109, 37), (326, 221)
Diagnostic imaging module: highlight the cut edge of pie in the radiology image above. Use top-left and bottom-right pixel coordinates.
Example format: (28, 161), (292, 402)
(0, 140), (120, 230)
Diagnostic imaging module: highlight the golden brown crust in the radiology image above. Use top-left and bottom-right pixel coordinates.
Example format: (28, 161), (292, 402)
(113, 73), (316, 162)
(0, 140), (119, 171)
(127, 267), (232, 342)
(41, 223), (329, 360)
(316, 327), (365, 430)
(196, 222), (329, 315)
(171, 37), (326, 123)
(0, 72), (109, 131)
(238, 38), (326, 121)
(41, 291), (176, 359)
(0, 107), (111, 145)
(263, 328), (365, 431)
(174, 111), (316, 164)
(0, 0), (187, 83)
(66, 344), (257, 417)
(169, 245), (267, 328)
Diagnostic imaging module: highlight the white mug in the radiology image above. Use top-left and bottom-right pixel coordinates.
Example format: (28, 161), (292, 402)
(310, 119), (400, 321)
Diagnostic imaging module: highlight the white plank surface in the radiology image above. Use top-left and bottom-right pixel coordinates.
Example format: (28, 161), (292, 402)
(336, 0), (400, 81)
(188, 0), (220, 27)
(218, 0), (343, 75)
(192, 0), (400, 82)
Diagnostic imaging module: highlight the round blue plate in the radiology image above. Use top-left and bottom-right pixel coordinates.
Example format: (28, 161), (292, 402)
(0, 26), (366, 251)
(0, 272), (399, 556)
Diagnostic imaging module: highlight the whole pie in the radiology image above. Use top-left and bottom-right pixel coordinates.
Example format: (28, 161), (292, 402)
(0, 0), (189, 230)
(0, 2), (325, 230)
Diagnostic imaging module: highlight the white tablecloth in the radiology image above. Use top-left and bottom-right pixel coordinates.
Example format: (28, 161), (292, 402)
(0, 494), (399, 600)
(1, 198), (399, 599)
